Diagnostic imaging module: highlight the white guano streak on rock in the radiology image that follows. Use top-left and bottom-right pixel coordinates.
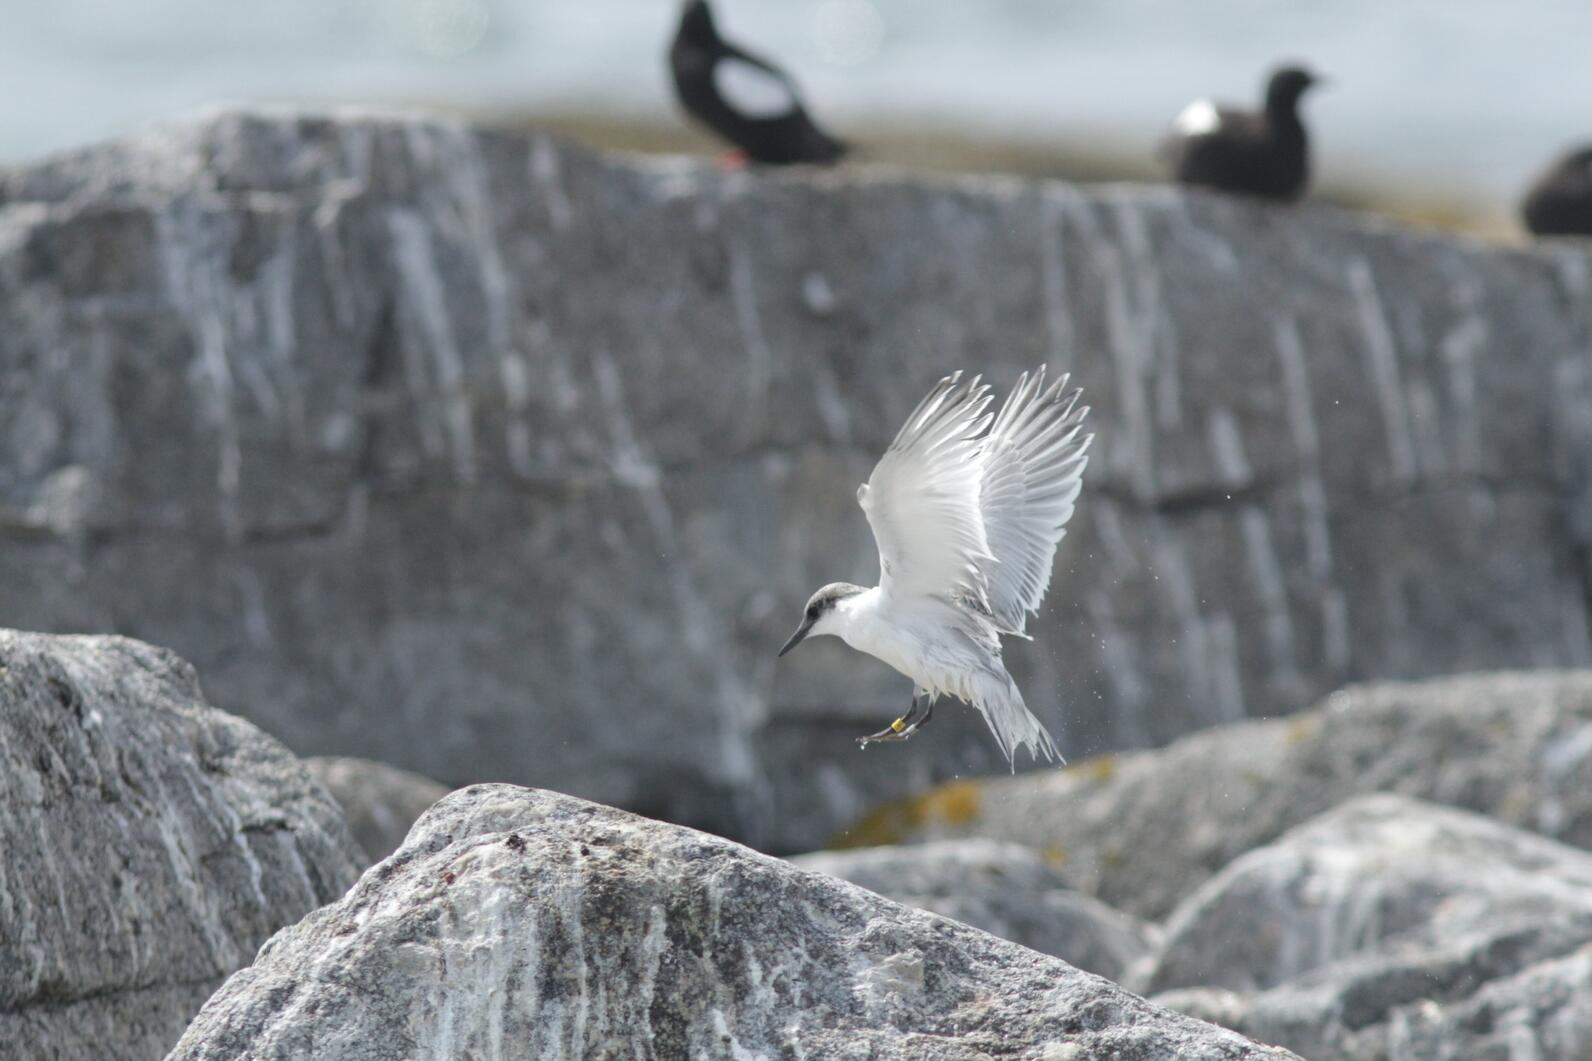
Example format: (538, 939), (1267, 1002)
(442, 126), (529, 479)
(499, 350), (534, 476)
(148, 796), (242, 972)
(260, 214), (304, 433)
(1037, 188), (1075, 366)
(811, 360), (853, 443)
(1207, 612), (1246, 724)
(1206, 408), (1251, 485)
(1114, 200), (1181, 432)
(1440, 287), (1487, 473)
(1408, 379), (1446, 477)
(567, 861), (592, 1053)
(388, 211), (477, 482)
(1207, 404), (1298, 685)
(341, 121), (375, 187)
(1062, 194), (1154, 499)
(594, 352), (761, 786)
(730, 244), (774, 433)
(312, 187), (360, 331)
(632, 904), (669, 1054)
(1177, 198), (1241, 276)
(1241, 507), (1299, 687)
(156, 202), (242, 535)
(529, 137), (574, 232)
(1274, 317), (1333, 580)
(440, 124), (513, 357)
(232, 567), (274, 648)
(21, 802), (73, 977)
(182, 767), (270, 913)
(1347, 258), (1417, 482)
(1151, 528), (1215, 721)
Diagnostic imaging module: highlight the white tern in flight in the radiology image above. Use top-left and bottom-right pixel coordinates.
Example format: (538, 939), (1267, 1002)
(778, 367), (1092, 765)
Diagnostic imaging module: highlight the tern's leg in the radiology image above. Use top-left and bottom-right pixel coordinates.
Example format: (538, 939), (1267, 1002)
(859, 689), (933, 747)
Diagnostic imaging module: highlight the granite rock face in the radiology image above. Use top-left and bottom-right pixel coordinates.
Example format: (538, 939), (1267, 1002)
(1143, 795), (1592, 1060)
(4, 111), (1592, 848)
(851, 671), (1592, 918)
(0, 628), (362, 1061)
(169, 784), (1292, 1060)
(304, 755), (450, 866)
(791, 839), (1155, 981)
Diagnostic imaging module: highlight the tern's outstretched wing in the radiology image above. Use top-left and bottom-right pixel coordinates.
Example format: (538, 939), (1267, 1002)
(977, 368), (1092, 635)
(858, 372), (995, 605)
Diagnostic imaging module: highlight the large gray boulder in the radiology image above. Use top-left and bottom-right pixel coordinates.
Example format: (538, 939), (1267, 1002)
(304, 755), (451, 866)
(4, 110), (1592, 849)
(0, 628), (362, 1060)
(791, 839), (1156, 981)
(170, 784), (1295, 1060)
(852, 670), (1592, 918)
(1144, 795), (1592, 1060)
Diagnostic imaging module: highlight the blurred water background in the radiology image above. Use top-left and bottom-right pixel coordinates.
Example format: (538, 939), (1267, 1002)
(3, 1), (1589, 225)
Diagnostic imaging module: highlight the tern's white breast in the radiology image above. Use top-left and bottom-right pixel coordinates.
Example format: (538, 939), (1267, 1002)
(834, 589), (990, 697)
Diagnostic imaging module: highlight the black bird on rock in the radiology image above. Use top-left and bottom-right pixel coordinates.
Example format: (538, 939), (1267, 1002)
(1521, 145), (1592, 237)
(1160, 65), (1323, 201)
(668, 0), (847, 166)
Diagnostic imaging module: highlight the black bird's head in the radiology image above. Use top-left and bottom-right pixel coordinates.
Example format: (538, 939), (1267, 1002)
(677, 0), (719, 45)
(778, 582), (865, 657)
(1265, 65), (1323, 114)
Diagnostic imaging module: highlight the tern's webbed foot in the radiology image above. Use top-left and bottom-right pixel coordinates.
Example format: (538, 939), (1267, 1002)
(858, 717), (913, 747)
(858, 695), (934, 748)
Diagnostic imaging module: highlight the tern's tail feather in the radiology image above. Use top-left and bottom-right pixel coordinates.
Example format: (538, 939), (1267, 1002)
(970, 667), (1060, 769)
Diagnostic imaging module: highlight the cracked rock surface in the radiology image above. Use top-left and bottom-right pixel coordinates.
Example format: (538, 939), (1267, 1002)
(4, 111), (1592, 848)
(1144, 795), (1592, 1060)
(0, 628), (361, 1060)
(169, 783), (1295, 1060)
(854, 671), (1592, 920)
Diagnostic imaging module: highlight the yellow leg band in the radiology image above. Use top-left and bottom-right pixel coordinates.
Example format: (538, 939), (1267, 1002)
(890, 718), (906, 733)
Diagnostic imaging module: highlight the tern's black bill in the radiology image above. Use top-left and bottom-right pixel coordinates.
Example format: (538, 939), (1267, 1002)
(778, 619), (813, 657)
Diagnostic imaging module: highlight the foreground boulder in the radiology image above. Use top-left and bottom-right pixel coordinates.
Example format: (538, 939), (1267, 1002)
(304, 755), (450, 866)
(4, 111), (1592, 849)
(1144, 795), (1592, 1060)
(791, 839), (1155, 981)
(0, 629), (362, 1060)
(171, 784), (1294, 1060)
(847, 671), (1592, 918)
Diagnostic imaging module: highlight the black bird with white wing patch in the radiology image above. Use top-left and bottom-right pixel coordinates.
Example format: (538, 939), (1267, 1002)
(668, 0), (847, 166)
(1521, 145), (1592, 237)
(1160, 65), (1322, 201)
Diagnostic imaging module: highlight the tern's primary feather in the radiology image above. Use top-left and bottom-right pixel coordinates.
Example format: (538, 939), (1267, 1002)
(978, 367), (1092, 634)
(858, 371), (996, 606)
